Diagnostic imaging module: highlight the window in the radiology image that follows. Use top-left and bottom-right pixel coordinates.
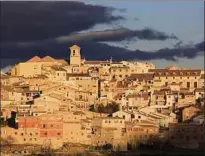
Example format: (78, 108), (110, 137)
(24, 138), (26, 141)
(45, 132), (47, 136)
(57, 132), (61, 135)
(194, 82), (197, 88)
(43, 124), (46, 128)
(21, 133), (24, 136)
(187, 82), (190, 88)
(131, 114), (135, 119)
(186, 136), (190, 141)
(171, 136), (174, 140)
(15, 132), (17, 135)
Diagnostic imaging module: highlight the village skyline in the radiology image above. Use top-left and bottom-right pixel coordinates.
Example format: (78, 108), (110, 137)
(1, 1), (204, 70)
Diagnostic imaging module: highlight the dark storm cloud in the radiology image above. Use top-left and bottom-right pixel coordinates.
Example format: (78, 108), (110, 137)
(55, 28), (177, 43)
(1, 39), (203, 68)
(134, 28), (177, 40)
(1, 1), (123, 42)
(1, 1), (178, 43)
(0, 27), (177, 49)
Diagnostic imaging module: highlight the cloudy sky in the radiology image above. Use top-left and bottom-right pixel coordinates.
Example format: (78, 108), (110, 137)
(0, 1), (204, 70)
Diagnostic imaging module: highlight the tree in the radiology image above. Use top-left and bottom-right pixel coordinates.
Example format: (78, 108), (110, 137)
(40, 141), (54, 156)
(1, 135), (15, 151)
(196, 98), (202, 108)
(96, 103), (119, 114)
(102, 143), (113, 150)
(89, 104), (95, 112)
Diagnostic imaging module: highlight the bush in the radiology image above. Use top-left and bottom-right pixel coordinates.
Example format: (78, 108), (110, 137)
(102, 144), (113, 150)
(96, 103), (119, 114)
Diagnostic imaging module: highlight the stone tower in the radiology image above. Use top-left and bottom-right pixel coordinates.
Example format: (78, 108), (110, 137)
(69, 45), (81, 66)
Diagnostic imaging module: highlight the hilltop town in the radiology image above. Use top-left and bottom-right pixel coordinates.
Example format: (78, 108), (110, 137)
(1, 45), (204, 155)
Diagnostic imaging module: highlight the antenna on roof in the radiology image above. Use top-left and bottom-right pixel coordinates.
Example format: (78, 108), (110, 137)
(110, 56), (112, 64)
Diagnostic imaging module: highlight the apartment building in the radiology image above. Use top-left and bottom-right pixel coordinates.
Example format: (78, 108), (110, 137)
(169, 123), (204, 149)
(91, 117), (127, 151)
(126, 120), (159, 147)
(149, 69), (202, 89)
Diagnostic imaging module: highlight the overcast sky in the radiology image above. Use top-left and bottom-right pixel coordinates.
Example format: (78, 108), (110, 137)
(0, 1), (204, 70)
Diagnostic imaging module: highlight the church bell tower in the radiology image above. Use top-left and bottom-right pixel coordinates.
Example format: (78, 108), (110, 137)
(69, 45), (81, 66)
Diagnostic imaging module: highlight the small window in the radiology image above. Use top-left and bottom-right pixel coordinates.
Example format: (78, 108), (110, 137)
(186, 136), (190, 141)
(171, 136), (174, 140)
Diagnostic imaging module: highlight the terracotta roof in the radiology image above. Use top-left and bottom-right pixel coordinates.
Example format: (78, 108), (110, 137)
(51, 66), (66, 71)
(153, 90), (165, 95)
(116, 81), (129, 88)
(110, 66), (130, 69)
(41, 56), (56, 62)
(110, 79), (117, 82)
(126, 94), (136, 98)
(183, 92), (195, 95)
(73, 111), (85, 115)
(34, 75), (48, 79)
(103, 127), (117, 131)
(27, 56), (41, 62)
(149, 69), (201, 77)
(128, 73), (154, 81)
(160, 87), (171, 92)
(114, 93), (124, 99)
(56, 59), (68, 65)
(111, 62), (122, 64)
(67, 73), (90, 77)
(195, 88), (204, 92)
(70, 44), (81, 49)
(84, 60), (109, 64)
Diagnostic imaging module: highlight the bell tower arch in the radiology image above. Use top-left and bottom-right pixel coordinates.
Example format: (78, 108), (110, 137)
(69, 45), (81, 66)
